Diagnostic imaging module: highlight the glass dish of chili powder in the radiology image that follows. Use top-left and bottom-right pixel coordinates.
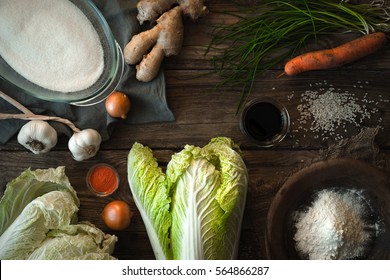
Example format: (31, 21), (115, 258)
(86, 163), (119, 196)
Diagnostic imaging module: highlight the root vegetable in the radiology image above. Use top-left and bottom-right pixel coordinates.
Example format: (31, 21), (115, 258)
(17, 120), (58, 154)
(284, 32), (387, 76)
(102, 200), (133, 231)
(105, 91), (131, 119)
(125, 0), (208, 82)
(124, 6), (184, 82)
(137, 0), (208, 24)
(0, 90), (101, 161)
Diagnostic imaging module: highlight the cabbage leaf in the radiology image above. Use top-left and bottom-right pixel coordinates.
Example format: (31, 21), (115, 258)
(127, 137), (248, 260)
(0, 167), (79, 236)
(28, 222), (117, 260)
(127, 143), (172, 260)
(0, 190), (78, 259)
(0, 167), (117, 260)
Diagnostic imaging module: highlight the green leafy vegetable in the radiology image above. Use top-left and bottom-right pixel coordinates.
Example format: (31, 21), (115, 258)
(0, 167), (79, 236)
(127, 137), (248, 260)
(0, 167), (117, 260)
(27, 223), (117, 260)
(207, 0), (390, 112)
(127, 143), (172, 260)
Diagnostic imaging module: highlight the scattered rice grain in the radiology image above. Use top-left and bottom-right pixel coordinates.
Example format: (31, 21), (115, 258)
(292, 80), (384, 142)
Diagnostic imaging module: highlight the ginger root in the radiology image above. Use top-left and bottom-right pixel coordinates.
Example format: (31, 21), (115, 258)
(124, 0), (208, 82)
(124, 6), (184, 82)
(137, 0), (208, 24)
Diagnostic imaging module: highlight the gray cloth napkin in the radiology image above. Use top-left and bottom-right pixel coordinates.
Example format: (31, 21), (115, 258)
(0, 0), (174, 144)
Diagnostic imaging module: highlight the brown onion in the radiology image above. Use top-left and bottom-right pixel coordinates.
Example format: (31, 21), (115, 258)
(105, 91), (131, 119)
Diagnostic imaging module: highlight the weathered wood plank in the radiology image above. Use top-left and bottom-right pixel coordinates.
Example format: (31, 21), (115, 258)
(1, 0), (390, 261)
(165, 1), (390, 71)
(110, 69), (390, 149)
(0, 149), (387, 259)
(2, 68), (390, 151)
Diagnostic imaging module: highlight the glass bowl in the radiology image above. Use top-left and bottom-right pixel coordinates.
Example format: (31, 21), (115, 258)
(239, 97), (290, 147)
(0, 0), (123, 106)
(86, 163), (120, 197)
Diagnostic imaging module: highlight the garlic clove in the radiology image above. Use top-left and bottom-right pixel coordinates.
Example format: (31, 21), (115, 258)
(68, 129), (102, 161)
(17, 120), (58, 154)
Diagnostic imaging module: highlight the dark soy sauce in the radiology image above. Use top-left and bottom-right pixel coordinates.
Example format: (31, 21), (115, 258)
(243, 102), (283, 141)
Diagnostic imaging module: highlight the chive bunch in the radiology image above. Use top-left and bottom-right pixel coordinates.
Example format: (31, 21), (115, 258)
(208, 0), (390, 112)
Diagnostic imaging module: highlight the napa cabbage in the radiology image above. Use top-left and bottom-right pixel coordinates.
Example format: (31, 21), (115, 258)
(0, 167), (117, 260)
(127, 137), (248, 260)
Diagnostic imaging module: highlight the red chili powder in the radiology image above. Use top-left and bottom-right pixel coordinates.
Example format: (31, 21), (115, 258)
(89, 164), (119, 194)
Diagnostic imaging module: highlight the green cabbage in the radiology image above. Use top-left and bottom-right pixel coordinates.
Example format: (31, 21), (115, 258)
(27, 223), (117, 260)
(127, 137), (248, 260)
(127, 142), (172, 260)
(0, 167), (117, 260)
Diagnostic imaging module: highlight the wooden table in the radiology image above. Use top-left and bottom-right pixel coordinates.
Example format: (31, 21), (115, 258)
(1, 0), (390, 260)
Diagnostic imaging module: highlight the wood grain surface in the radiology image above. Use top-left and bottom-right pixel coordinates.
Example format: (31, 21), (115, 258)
(1, 0), (389, 260)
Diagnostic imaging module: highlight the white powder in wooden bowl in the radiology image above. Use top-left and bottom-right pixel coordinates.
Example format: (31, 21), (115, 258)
(0, 0), (104, 92)
(293, 188), (377, 260)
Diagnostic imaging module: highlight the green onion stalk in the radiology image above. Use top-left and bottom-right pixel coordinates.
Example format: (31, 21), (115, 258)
(207, 0), (390, 113)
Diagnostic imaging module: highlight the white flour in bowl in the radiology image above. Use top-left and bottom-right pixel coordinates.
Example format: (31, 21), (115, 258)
(293, 188), (378, 260)
(0, 0), (104, 92)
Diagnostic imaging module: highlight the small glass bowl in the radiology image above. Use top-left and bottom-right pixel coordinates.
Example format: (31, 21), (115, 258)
(239, 97), (290, 147)
(86, 163), (120, 197)
(0, 0), (123, 106)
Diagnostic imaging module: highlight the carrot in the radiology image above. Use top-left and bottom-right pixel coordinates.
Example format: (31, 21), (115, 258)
(284, 32), (387, 76)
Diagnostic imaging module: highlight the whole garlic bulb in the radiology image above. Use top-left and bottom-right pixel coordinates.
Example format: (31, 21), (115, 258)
(17, 120), (58, 154)
(68, 129), (102, 161)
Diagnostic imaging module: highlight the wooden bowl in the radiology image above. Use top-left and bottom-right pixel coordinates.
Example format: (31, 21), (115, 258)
(266, 158), (390, 260)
